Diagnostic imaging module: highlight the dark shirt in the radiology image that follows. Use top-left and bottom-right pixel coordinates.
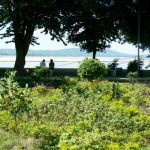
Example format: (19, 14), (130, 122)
(49, 62), (54, 69)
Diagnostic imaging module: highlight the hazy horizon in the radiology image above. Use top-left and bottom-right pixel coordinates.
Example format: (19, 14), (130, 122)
(0, 29), (149, 55)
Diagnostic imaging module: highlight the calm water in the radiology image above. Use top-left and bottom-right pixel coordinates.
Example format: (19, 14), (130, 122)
(0, 56), (149, 69)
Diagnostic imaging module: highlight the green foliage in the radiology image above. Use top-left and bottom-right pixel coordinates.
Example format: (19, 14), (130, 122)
(112, 83), (121, 99)
(127, 72), (138, 78)
(31, 67), (49, 78)
(108, 58), (119, 70)
(77, 58), (106, 80)
(0, 71), (32, 142)
(0, 75), (150, 149)
(30, 80), (150, 149)
(61, 1), (119, 59)
(127, 72), (138, 84)
(32, 124), (60, 150)
(0, 69), (7, 77)
(0, 1), (65, 73)
(117, 1), (150, 51)
(127, 59), (143, 72)
(0, 71), (31, 116)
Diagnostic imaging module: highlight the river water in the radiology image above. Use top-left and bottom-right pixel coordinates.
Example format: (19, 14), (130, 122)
(0, 55), (149, 69)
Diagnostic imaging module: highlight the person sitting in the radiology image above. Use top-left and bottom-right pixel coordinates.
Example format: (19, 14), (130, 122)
(40, 59), (46, 67)
(49, 59), (55, 69)
(49, 59), (55, 76)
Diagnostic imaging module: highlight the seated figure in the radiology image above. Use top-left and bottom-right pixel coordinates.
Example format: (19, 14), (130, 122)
(49, 59), (55, 76)
(40, 59), (46, 67)
(49, 59), (54, 69)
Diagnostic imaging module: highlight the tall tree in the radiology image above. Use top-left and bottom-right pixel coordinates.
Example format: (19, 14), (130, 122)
(59, 0), (120, 59)
(0, 0), (64, 74)
(113, 0), (150, 71)
(115, 0), (150, 49)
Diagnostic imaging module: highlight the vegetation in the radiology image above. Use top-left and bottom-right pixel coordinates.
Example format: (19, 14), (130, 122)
(127, 72), (138, 84)
(61, 0), (119, 59)
(118, 0), (150, 50)
(31, 67), (49, 78)
(108, 58), (119, 70)
(0, 72), (150, 149)
(127, 59), (143, 73)
(0, 0), (150, 73)
(0, 0), (65, 74)
(77, 58), (106, 80)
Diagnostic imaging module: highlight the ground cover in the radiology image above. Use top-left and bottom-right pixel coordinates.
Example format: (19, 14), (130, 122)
(0, 75), (150, 149)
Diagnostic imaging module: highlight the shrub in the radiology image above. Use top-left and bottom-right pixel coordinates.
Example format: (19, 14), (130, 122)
(31, 67), (49, 78)
(30, 124), (60, 150)
(0, 71), (32, 142)
(127, 72), (138, 79)
(77, 58), (106, 80)
(127, 72), (138, 84)
(0, 71), (31, 117)
(108, 58), (119, 70)
(127, 59), (143, 72)
(32, 85), (49, 95)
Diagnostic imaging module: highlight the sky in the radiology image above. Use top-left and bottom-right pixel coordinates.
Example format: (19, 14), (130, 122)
(0, 29), (147, 55)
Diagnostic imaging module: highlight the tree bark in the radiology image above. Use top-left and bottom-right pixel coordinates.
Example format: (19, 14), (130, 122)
(14, 46), (26, 75)
(14, 26), (34, 75)
(12, 2), (35, 75)
(92, 49), (97, 59)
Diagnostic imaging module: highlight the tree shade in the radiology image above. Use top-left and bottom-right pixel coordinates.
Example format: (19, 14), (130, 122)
(115, 0), (150, 50)
(59, 0), (120, 59)
(0, 0), (65, 74)
(1, 0), (150, 74)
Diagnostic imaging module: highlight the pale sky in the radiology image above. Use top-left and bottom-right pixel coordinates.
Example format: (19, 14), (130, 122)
(0, 29), (147, 55)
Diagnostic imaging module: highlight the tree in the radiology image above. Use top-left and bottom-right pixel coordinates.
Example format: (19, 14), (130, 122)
(112, 0), (150, 73)
(59, 0), (120, 59)
(116, 0), (150, 49)
(0, 0), (65, 74)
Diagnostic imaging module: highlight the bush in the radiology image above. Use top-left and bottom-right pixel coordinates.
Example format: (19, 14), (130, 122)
(77, 58), (106, 80)
(107, 58), (119, 70)
(127, 72), (138, 84)
(30, 124), (60, 150)
(127, 59), (143, 72)
(127, 72), (138, 78)
(31, 67), (49, 78)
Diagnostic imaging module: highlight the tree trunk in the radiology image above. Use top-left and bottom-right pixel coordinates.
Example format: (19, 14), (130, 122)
(92, 49), (97, 59)
(14, 46), (27, 75)
(12, 2), (35, 75)
(14, 27), (34, 75)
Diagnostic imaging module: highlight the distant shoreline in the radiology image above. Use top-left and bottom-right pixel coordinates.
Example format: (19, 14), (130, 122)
(0, 48), (141, 57)
(0, 55), (140, 62)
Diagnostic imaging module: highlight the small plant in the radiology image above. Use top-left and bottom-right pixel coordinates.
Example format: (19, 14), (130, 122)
(112, 83), (121, 99)
(127, 72), (138, 84)
(78, 58), (106, 80)
(0, 71), (32, 143)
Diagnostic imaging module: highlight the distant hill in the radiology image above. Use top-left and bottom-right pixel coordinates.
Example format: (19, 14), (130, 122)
(0, 48), (137, 57)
